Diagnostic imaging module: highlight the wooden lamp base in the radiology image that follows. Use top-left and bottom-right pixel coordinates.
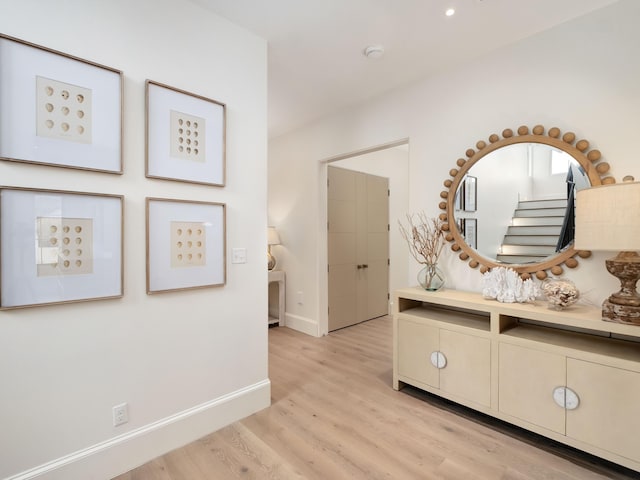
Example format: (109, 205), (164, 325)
(602, 251), (640, 325)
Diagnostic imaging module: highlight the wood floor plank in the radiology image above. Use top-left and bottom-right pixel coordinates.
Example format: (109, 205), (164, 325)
(179, 424), (300, 480)
(242, 408), (365, 480)
(158, 449), (205, 480)
(116, 457), (174, 480)
(115, 316), (639, 480)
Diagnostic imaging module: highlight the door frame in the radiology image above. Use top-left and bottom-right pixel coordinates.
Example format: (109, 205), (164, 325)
(318, 138), (409, 336)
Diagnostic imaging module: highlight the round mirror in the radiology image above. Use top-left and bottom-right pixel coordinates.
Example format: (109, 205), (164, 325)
(439, 124), (616, 279)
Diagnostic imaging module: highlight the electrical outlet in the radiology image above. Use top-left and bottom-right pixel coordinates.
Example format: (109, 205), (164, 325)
(112, 402), (128, 427)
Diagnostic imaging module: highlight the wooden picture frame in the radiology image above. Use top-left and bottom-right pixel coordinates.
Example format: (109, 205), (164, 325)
(0, 34), (123, 173)
(146, 197), (226, 294)
(0, 186), (123, 309)
(146, 80), (226, 186)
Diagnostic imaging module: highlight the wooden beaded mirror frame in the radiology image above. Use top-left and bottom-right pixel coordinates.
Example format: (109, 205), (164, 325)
(439, 124), (616, 280)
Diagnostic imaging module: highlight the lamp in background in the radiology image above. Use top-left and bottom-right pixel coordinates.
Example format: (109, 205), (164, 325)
(575, 178), (640, 325)
(267, 226), (281, 271)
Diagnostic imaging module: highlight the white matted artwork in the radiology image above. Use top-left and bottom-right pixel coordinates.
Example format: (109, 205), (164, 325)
(146, 80), (225, 186)
(169, 110), (205, 162)
(0, 187), (123, 309)
(463, 175), (477, 212)
(146, 197), (226, 294)
(170, 221), (207, 268)
(0, 34), (122, 173)
(36, 76), (92, 144)
(463, 218), (478, 250)
(36, 216), (94, 276)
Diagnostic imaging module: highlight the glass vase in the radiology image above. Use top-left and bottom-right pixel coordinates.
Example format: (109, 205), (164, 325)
(417, 263), (445, 291)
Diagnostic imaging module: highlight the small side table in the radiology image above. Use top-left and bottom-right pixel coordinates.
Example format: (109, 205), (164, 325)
(268, 270), (285, 326)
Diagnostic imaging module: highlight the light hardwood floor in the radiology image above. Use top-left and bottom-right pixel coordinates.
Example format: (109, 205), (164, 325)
(115, 316), (637, 479)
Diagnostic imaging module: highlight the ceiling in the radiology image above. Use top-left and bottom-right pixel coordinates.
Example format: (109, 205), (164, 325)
(189, 0), (617, 138)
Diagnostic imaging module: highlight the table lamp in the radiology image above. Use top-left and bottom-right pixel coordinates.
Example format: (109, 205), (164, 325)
(267, 226), (281, 271)
(575, 179), (640, 325)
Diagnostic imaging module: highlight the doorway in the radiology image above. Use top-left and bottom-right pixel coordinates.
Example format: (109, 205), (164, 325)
(319, 140), (409, 336)
(328, 166), (389, 331)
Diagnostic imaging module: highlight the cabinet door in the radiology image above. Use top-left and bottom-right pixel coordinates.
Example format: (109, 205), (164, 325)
(440, 329), (491, 407)
(567, 359), (640, 463)
(498, 343), (566, 434)
(397, 319), (439, 387)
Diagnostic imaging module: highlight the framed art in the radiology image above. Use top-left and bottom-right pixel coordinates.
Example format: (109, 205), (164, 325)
(454, 182), (463, 211)
(146, 197), (226, 294)
(146, 80), (226, 186)
(0, 187), (123, 309)
(0, 34), (123, 173)
(463, 218), (477, 250)
(463, 175), (477, 212)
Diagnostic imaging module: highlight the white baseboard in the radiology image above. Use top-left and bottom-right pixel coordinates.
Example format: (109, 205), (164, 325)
(7, 379), (271, 480)
(284, 313), (319, 337)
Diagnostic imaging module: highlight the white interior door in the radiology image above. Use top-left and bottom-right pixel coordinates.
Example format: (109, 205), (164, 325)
(328, 166), (389, 331)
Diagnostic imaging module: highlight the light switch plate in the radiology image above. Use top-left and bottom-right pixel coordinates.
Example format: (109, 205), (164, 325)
(232, 248), (247, 264)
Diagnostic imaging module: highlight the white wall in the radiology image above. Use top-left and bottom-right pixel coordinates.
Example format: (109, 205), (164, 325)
(269, 0), (640, 336)
(531, 147), (567, 199)
(0, 1), (269, 479)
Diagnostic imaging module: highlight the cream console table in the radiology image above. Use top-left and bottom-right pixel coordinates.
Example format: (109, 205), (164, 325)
(268, 270), (285, 326)
(393, 287), (640, 472)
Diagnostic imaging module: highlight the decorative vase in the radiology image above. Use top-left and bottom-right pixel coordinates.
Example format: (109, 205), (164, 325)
(417, 263), (445, 291)
(541, 277), (579, 310)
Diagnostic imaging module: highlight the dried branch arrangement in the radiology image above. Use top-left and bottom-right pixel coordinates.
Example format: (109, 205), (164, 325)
(398, 212), (445, 266)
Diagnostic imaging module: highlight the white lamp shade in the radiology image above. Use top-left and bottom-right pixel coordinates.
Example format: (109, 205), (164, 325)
(575, 182), (640, 251)
(268, 226), (281, 246)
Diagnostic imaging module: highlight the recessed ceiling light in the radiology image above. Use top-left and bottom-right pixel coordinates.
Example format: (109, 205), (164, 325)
(445, 8), (455, 16)
(363, 45), (385, 59)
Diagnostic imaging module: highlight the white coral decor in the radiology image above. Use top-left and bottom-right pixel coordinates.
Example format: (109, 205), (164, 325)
(481, 267), (540, 303)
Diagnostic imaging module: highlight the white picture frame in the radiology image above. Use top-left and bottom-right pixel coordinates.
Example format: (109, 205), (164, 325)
(146, 80), (226, 186)
(0, 34), (123, 173)
(146, 197), (226, 294)
(0, 187), (124, 309)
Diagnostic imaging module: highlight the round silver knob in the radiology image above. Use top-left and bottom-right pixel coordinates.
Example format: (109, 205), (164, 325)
(430, 351), (447, 369)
